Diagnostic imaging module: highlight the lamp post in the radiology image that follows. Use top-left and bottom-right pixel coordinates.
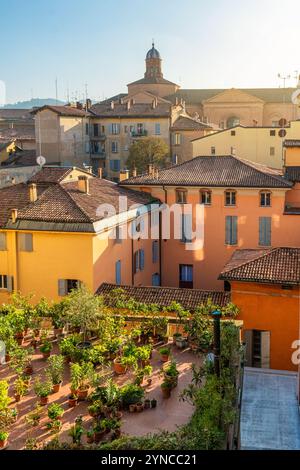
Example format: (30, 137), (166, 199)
(212, 310), (222, 377)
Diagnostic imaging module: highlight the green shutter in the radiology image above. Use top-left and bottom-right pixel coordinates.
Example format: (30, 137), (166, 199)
(259, 217), (271, 246)
(58, 279), (67, 296)
(232, 216), (237, 245)
(225, 216), (231, 244)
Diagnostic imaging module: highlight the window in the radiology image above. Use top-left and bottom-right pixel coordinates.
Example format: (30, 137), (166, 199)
(0, 233), (7, 251)
(260, 191), (271, 207)
(270, 130), (276, 136)
(109, 160), (120, 172)
(115, 225), (122, 244)
(179, 264), (193, 289)
(270, 147), (275, 156)
(152, 240), (159, 263)
(259, 217), (271, 246)
(115, 260), (121, 285)
(200, 190), (211, 205)
(172, 154), (178, 165)
(58, 279), (81, 296)
(224, 281), (231, 292)
(134, 249), (145, 273)
(137, 123), (144, 135)
(124, 125), (128, 134)
(174, 133), (181, 145)
(110, 123), (120, 135)
(211, 146), (216, 155)
(181, 214), (192, 243)
(18, 233), (33, 252)
(155, 123), (161, 135)
(85, 141), (90, 154)
(111, 141), (118, 153)
(231, 130), (236, 136)
(93, 123), (99, 137)
(152, 273), (160, 286)
(225, 190), (236, 206)
(227, 116), (240, 128)
(225, 216), (238, 245)
(0, 275), (7, 289)
(272, 121), (279, 127)
(85, 123), (89, 135)
(176, 189), (187, 204)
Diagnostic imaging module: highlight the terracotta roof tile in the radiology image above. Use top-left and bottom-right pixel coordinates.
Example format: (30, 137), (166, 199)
(171, 115), (212, 131)
(219, 247), (300, 285)
(91, 102), (171, 118)
(284, 140), (300, 147)
(31, 105), (90, 117)
(97, 283), (230, 310)
(121, 155), (291, 188)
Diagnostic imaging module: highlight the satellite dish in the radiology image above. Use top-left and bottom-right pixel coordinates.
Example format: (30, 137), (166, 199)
(36, 155), (46, 166)
(291, 89), (300, 105)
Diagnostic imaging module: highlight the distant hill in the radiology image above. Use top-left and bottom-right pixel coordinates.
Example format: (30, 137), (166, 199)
(2, 98), (65, 109)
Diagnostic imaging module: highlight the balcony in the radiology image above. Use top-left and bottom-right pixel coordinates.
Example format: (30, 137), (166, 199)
(91, 134), (106, 140)
(284, 202), (300, 214)
(91, 152), (106, 160)
(131, 130), (148, 137)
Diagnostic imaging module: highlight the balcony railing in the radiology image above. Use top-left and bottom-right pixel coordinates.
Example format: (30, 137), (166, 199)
(284, 202), (300, 214)
(131, 130), (148, 137)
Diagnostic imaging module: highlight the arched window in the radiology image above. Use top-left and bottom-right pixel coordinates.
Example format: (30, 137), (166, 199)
(226, 116), (240, 128)
(260, 191), (271, 207)
(200, 189), (212, 205)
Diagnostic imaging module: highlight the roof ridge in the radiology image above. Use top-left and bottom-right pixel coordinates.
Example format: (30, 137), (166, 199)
(59, 184), (93, 222)
(229, 154), (289, 184)
(220, 247), (279, 277)
(100, 282), (227, 295)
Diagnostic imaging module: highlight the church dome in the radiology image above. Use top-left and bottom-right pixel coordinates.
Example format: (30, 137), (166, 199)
(146, 43), (161, 60)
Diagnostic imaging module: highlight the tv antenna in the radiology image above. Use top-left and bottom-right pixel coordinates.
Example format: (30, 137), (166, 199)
(278, 73), (290, 88)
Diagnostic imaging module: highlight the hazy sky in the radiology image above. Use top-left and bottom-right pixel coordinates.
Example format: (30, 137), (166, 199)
(1, 0), (300, 104)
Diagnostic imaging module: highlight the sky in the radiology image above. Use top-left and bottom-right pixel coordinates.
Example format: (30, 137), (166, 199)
(1, 0), (300, 104)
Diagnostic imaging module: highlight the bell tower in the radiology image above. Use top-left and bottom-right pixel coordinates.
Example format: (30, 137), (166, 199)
(145, 42), (163, 79)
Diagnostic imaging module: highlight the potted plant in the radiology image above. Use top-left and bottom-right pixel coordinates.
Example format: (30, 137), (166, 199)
(0, 431), (9, 449)
(40, 340), (53, 359)
(86, 428), (94, 444)
(10, 346), (33, 377)
(136, 402), (144, 412)
(68, 416), (84, 445)
(163, 361), (179, 388)
(68, 394), (78, 408)
(113, 356), (127, 375)
(134, 365), (152, 386)
(144, 398), (151, 409)
(120, 384), (144, 410)
(46, 354), (64, 393)
(111, 420), (121, 439)
(159, 347), (170, 362)
(150, 398), (157, 408)
(33, 377), (52, 405)
(93, 420), (106, 443)
(14, 376), (27, 402)
(70, 362), (93, 400)
(88, 401), (103, 418)
(161, 380), (172, 398)
(47, 402), (64, 421)
(172, 332), (182, 344)
(25, 405), (43, 427)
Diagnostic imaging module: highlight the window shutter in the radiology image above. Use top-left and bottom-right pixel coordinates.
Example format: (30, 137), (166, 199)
(225, 216), (231, 245)
(259, 217), (271, 246)
(261, 331), (271, 368)
(25, 234), (33, 252)
(244, 330), (253, 367)
(109, 160), (114, 171)
(152, 273), (160, 286)
(152, 241), (158, 263)
(6, 276), (14, 293)
(115, 260), (121, 285)
(58, 279), (67, 296)
(265, 217), (271, 246)
(140, 249), (145, 270)
(232, 216), (237, 245)
(134, 252), (138, 274)
(0, 233), (6, 251)
(109, 124), (113, 134)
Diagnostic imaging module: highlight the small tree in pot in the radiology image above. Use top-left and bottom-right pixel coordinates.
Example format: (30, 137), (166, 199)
(46, 354), (64, 393)
(33, 377), (52, 405)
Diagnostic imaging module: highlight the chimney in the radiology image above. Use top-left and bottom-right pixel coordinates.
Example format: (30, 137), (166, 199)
(78, 175), (90, 194)
(148, 163), (154, 176)
(76, 101), (83, 110)
(127, 100), (131, 111)
(85, 98), (92, 110)
(11, 177), (16, 185)
(152, 99), (157, 109)
(132, 167), (137, 177)
(154, 168), (159, 179)
(175, 97), (179, 106)
(119, 169), (130, 182)
(98, 167), (103, 179)
(110, 101), (115, 110)
(119, 97), (124, 104)
(29, 183), (37, 203)
(11, 209), (18, 223)
(131, 98), (135, 105)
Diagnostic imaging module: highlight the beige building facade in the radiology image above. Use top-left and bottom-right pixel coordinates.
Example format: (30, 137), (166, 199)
(191, 120), (300, 169)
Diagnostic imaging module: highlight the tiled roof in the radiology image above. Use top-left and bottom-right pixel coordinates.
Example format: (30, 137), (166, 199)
(121, 155), (292, 188)
(0, 109), (33, 121)
(90, 102), (171, 118)
(219, 247), (300, 285)
(28, 167), (75, 184)
(97, 283), (231, 310)
(0, 127), (35, 141)
(171, 115), (212, 131)
(284, 166), (300, 182)
(1, 150), (37, 167)
(284, 140), (300, 147)
(167, 88), (297, 105)
(0, 172), (155, 228)
(31, 105), (90, 117)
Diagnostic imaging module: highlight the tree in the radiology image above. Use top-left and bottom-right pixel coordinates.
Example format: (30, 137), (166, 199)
(126, 137), (170, 173)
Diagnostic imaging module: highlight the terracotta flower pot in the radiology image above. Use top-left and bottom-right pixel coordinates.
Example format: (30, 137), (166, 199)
(77, 387), (89, 401)
(14, 394), (21, 402)
(113, 360), (127, 375)
(42, 352), (51, 359)
(129, 404), (137, 413)
(39, 396), (49, 406)
(0, 438), (8, 449)
(144, 399), (151, 409)
(5, 354), (10, 363)
(136, 402), (144, 412)
(87, 435), (94, 444)
(24, 365), (33, 376)
(160, 354), (170, 363)
(54, 328), (63, 337)
(161, 386), (171, 399)
(68, 396), (77, 408)
(52, 382), (62, 394)
(113, 429), (121, 439)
